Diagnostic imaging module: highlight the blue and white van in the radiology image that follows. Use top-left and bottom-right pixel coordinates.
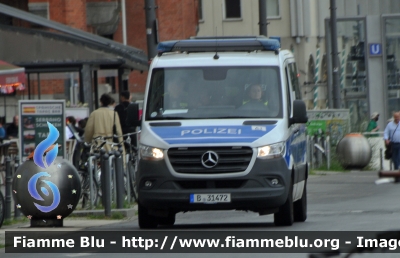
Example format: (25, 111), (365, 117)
(137, 36), (308, 228)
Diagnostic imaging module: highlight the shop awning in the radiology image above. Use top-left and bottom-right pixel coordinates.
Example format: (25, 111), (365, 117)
(0, 60), (26, 93)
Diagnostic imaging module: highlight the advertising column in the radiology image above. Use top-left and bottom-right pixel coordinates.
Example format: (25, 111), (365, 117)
(18, 100), (66, 162)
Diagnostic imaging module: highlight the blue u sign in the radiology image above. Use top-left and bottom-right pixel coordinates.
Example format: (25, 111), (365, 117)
(369, 43), (382, 56)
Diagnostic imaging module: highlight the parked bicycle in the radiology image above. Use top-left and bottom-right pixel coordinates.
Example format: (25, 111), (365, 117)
(95, 132), (140, 204)
(77, 132), (139, 209)
(116, 131), (140, 202)
(77, 135), (108, 209)
(0, 189), (4, 228)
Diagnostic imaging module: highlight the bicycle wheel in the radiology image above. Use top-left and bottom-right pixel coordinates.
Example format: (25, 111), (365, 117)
(79, 170), (99, 209)
(128, 161), (137, 202)
(0, 190), (5, 228)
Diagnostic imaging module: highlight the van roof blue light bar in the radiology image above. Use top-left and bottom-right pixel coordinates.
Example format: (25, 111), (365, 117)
(157, 36), (280, 56)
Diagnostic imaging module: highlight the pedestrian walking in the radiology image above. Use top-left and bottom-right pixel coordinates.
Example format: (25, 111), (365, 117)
(383, 112), (400, 169)
(366, 112), (379, 137)
(85, 93), (124, 152)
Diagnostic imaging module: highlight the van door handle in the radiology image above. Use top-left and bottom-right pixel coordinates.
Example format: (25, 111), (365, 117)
(293, 129), (300, 135)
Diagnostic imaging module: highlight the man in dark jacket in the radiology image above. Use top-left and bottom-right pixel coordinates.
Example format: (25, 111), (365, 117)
(6, 115), (19, 139)
(115, 91), (140, 147)
(115, 91), (132, 134)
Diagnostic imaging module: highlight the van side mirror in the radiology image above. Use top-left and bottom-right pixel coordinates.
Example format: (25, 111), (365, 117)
(290, 100), (308, 125)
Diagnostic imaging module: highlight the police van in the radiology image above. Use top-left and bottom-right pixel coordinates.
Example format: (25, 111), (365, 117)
(137, 36), (308, 228)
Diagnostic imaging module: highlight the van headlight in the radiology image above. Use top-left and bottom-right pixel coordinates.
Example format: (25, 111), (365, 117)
(140, 145), (164, 160)
(257, 142), (286, 159)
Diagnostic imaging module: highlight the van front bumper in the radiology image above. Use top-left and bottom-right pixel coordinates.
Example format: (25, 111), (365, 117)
(137, 157), (292, 213)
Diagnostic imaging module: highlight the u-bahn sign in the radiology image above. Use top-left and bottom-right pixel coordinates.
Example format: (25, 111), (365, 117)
(369, 43), (382, 57)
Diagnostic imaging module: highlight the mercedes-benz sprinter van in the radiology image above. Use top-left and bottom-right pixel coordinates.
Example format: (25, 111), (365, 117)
(137, 36), (308, 228)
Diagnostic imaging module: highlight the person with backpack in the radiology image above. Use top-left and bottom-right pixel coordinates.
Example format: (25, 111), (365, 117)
(114, 91), (132, 135)
(115, 91), (140, 148)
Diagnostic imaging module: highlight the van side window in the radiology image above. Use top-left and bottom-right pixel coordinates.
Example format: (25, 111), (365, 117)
(288, 63), (301, 100)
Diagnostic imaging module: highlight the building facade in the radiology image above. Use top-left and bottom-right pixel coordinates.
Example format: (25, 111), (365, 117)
(198, 0), (400, 132)
(26, 0), (198, 97)
(0, 0), (199, 122)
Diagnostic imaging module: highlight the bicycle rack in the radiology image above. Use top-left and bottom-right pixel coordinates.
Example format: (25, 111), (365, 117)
(307, 134), (331, 170)
(13, 155), (20, 218)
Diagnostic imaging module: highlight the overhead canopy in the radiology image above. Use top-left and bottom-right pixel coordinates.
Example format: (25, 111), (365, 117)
(0, 60), (26, 85)
(0, 3), (149, 111)
(0, 3), (149, 72)
(0, 60), (26, 94)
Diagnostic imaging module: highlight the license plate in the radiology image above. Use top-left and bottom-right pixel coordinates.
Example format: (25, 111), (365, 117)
(190, 193), (231, 203)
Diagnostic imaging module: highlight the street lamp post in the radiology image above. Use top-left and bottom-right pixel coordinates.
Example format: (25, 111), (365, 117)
(330, 0), (341, 108)
(259, 0), (267, 36)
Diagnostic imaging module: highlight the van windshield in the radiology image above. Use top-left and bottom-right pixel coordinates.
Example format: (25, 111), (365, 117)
(145, 66), (283, 120)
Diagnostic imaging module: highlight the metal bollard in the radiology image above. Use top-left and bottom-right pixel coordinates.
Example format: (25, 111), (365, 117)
(109, 155), (116, 204)
(317, 136), (322, 167)
(100, 150), (111, 217)
(87, 156), (96, 209)
(114, 150), (125, 209)
(100, 150), (105, 206)
(13, 155), (21, 218)
(326, 136), (331, 170)
(5, 156), (12, 220)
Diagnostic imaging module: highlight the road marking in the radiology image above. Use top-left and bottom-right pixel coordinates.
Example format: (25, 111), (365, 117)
(375, 178), (394, 185)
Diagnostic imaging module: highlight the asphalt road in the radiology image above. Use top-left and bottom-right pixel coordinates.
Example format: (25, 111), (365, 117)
(3, 170), (400, 258)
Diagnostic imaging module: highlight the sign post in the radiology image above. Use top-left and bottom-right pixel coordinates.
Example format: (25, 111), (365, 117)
(18, 100), (66, 162)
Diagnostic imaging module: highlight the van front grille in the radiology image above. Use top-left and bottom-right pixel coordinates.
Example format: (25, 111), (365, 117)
(176, 180), (246, 189)
(168, 147), (253, 174)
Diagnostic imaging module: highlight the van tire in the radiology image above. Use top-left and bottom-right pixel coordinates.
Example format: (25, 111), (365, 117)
(294, 180), (307, 222)
(274, 179), (294, 226)
(138, 202), (159, 229)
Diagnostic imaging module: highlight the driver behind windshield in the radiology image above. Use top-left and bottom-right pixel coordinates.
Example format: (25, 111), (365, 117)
(164, 78), (188, 109)
(242, 83), (268, 107)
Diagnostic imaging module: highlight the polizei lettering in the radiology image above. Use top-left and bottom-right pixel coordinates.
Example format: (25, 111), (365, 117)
(181, 128), (242, 136)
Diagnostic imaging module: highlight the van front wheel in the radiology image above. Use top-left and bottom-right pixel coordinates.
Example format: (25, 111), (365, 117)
(294, 180), (307, 222)
(138, 202), (159, 229)
(274, 180), (294, 226)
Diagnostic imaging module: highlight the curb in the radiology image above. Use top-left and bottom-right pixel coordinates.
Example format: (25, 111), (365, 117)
(70, 207), (137, 218)
(312, 170), (378, 176)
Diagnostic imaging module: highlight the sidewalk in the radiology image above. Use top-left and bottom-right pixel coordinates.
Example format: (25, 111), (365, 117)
(0, 206), (138, 246)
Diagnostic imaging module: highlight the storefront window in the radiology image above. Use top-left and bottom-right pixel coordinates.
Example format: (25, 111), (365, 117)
(337, 19), (368, 132)
(385, 17), (400, 116)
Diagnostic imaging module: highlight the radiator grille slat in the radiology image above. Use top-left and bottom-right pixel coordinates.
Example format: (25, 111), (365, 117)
(168, 147), (253, 174)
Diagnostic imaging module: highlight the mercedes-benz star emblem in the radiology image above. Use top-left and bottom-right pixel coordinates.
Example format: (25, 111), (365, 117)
(201, 151), (219, 168)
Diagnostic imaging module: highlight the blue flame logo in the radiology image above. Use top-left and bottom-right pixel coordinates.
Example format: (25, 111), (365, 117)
(33, 122), (59, 169)
(28, 172), (60, 212)
(28, 122), (61, 213)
